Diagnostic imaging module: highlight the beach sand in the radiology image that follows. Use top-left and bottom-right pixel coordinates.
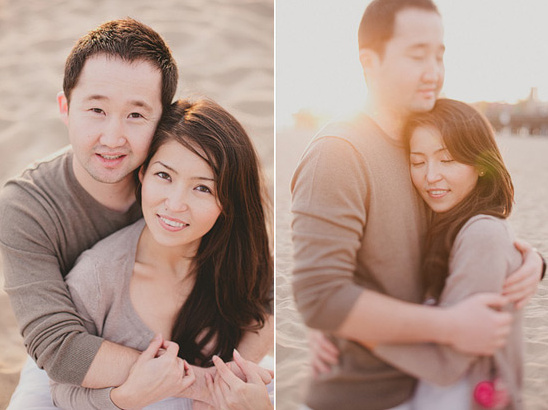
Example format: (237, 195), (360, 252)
(276, 127), (548, 410)
(0, 1), (273, 408)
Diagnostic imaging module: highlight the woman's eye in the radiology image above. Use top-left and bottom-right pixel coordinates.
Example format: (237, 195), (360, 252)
(129, 112), (144, 119)
(90, 108), (105, 114)
(195, 185), (212, 194)
(411, 161), (424, 167)
(155, 172), (171, 181)
(441, 159), (454, 164)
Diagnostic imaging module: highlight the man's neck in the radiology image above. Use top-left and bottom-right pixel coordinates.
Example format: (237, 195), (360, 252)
(72, 161), (137, 213)
(364, 100), (408, 142)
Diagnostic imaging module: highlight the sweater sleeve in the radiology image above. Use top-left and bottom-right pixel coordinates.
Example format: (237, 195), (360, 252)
(50, 384), (120, 410)
(373, 216), (518, 385)
(291, 136), (368, 331)
(49, 251), (122, 410)
(0, 183), (103, 385)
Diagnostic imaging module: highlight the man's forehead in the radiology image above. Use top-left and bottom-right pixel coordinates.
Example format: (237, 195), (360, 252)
(391, 7), (444, 43)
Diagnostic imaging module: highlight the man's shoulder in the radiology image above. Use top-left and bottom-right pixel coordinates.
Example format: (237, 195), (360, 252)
(2, 146), (72, 196)
(18, 146), (71, 179)
(309, 114), (384, 153)
(0, 148), (73, 241)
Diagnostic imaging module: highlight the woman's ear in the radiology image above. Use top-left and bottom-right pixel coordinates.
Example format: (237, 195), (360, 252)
(57, 91), (69, 126)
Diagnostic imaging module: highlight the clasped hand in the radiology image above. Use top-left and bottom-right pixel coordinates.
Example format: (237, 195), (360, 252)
(110, 334), (195, 409)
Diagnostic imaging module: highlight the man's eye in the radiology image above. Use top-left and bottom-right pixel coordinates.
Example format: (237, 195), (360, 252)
(90, 108), (105, 114)
(129, 112), (144, 119)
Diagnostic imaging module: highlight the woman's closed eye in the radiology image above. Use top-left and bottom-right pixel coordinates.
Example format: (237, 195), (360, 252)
(411, 160), (425, 167)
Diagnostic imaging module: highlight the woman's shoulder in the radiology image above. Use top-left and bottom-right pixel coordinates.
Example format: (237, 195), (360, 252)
(86, 218), (145, 256)
(458, 214), (514, 242)
(67, 219), (145, 281)
(453, 214), (519, 267)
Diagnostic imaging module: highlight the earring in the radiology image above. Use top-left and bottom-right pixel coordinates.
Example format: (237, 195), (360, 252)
(479, 171), (485, 177)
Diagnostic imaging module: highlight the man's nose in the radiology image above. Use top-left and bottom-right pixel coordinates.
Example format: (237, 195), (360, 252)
(99, 118), (126, 148)
(422, 56), (443, 84)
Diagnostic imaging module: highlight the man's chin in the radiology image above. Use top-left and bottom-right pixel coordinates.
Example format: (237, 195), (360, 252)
(88, 169), (132, 185)
(411, 99), (437, 113)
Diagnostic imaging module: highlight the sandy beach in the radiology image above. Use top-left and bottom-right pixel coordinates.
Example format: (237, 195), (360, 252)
(0, 1), (273, 408)
(276, 127), (548, 410)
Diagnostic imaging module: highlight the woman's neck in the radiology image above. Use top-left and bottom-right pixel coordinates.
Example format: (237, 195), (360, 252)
(129, 225), (197, 338)
(136, 225), (197, 279)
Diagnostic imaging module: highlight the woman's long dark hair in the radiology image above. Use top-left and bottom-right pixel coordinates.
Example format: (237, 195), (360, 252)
(137, 98), (273, 365)
(403, 99), (514, 300)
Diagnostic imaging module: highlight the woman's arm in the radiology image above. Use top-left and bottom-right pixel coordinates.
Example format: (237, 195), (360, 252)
(372, 216), (521, 385)
(237, 315), (274, 363)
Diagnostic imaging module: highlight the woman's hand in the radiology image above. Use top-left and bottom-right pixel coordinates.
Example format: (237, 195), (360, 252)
(205, 349), (273, 410)
(110, 334), (195, 409)
(225, 357), (273, 385)
(502, 240), (543, 309)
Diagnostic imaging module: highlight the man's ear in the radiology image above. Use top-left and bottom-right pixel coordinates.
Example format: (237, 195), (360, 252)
(359, 48), (378, 72)
(138, 165), (145, 183)
(57, 91), (69, 125)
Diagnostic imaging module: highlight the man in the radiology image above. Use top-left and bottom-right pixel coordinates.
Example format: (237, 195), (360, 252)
(290, 1), (543, 409)
(1, 18), (272, 409)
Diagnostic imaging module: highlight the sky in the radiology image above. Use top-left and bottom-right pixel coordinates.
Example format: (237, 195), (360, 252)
(276, 0), (548, 128)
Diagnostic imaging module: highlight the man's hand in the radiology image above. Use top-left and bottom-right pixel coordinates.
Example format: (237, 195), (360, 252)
(444, 293), (512, 355)
(205, 350), (273, 410)
(110, 334), (194, 409)
(503, 240), (543, 309)
(308, 330), (340, 378)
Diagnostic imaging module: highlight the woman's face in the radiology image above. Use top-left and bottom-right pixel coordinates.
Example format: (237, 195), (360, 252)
(409, 126), (479, 213)
(140, 139), (222, 251)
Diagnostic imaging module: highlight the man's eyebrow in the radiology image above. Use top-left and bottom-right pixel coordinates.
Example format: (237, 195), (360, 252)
(407, 44), (445, 52)
(129, 100), (154, 112)
(83, 95), (153, 112)
(85, 94), (107, 102)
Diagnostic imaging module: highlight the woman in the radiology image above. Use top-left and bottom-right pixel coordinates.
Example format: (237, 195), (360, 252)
(50, 98), (274, 409)
(374, 98), (523, 409)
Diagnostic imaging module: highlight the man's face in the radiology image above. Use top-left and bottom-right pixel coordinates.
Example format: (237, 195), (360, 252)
(63, 54), (163, 186)
(369, 8), (445, 115)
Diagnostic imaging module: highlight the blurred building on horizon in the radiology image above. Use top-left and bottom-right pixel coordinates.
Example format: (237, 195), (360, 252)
(474, 87), (548, 136)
